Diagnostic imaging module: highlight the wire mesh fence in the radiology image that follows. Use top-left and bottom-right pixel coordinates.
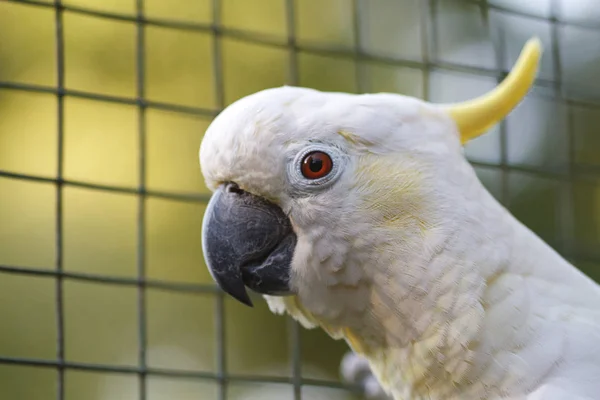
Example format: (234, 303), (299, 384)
(0, 0), (598, 399)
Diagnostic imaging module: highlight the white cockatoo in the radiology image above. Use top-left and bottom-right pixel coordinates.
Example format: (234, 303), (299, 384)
(199, 38), (600, 400)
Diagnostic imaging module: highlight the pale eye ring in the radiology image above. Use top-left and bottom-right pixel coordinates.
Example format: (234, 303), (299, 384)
(287, 144), (344, 195)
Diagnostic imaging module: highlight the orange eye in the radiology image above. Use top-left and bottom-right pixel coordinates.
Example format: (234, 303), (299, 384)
(300, 151), (333, 180)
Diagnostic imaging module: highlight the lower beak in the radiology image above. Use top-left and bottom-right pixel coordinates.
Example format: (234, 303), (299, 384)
(201, 182), (297, 307)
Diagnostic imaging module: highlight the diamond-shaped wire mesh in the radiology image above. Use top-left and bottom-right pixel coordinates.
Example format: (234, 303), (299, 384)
(0, 0), (598, 399)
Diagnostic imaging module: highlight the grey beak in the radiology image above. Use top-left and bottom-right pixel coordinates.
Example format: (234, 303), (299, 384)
(201, 182), (297, 307)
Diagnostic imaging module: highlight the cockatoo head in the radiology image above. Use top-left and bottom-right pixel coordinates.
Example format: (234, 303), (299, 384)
(199, 39), (541, 328)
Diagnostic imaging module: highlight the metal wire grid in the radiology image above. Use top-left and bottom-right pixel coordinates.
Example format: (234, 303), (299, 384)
(0, 0), (598, 399)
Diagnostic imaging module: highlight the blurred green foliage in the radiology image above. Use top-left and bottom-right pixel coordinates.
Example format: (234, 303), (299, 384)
(0, 0), (598, 399)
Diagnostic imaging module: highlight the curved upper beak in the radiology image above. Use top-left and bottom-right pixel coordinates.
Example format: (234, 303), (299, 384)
(201, 183), (297, 307)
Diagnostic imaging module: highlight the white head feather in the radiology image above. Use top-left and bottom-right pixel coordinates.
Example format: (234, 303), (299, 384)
(200, 83), (466, 320)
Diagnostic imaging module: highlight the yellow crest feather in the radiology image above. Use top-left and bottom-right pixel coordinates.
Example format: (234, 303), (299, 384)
(444, 37), (542, 144)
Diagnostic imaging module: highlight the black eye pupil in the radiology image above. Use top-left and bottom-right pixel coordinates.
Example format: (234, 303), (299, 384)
(309, 157), (323, 172)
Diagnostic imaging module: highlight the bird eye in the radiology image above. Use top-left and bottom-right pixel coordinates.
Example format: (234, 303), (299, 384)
(300, 151), (333, 180)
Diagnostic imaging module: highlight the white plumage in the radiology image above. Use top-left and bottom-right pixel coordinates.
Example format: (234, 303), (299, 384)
(199, 38), (600, 399)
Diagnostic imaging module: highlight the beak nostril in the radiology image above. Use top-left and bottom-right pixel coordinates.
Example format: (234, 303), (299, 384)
(225, 182), (244, 194)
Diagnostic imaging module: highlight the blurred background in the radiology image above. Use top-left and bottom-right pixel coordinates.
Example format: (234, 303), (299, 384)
(0, 0), (599, 399)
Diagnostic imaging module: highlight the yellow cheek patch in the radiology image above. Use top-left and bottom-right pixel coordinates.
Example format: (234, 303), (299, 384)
(354, 157), (431, 234)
